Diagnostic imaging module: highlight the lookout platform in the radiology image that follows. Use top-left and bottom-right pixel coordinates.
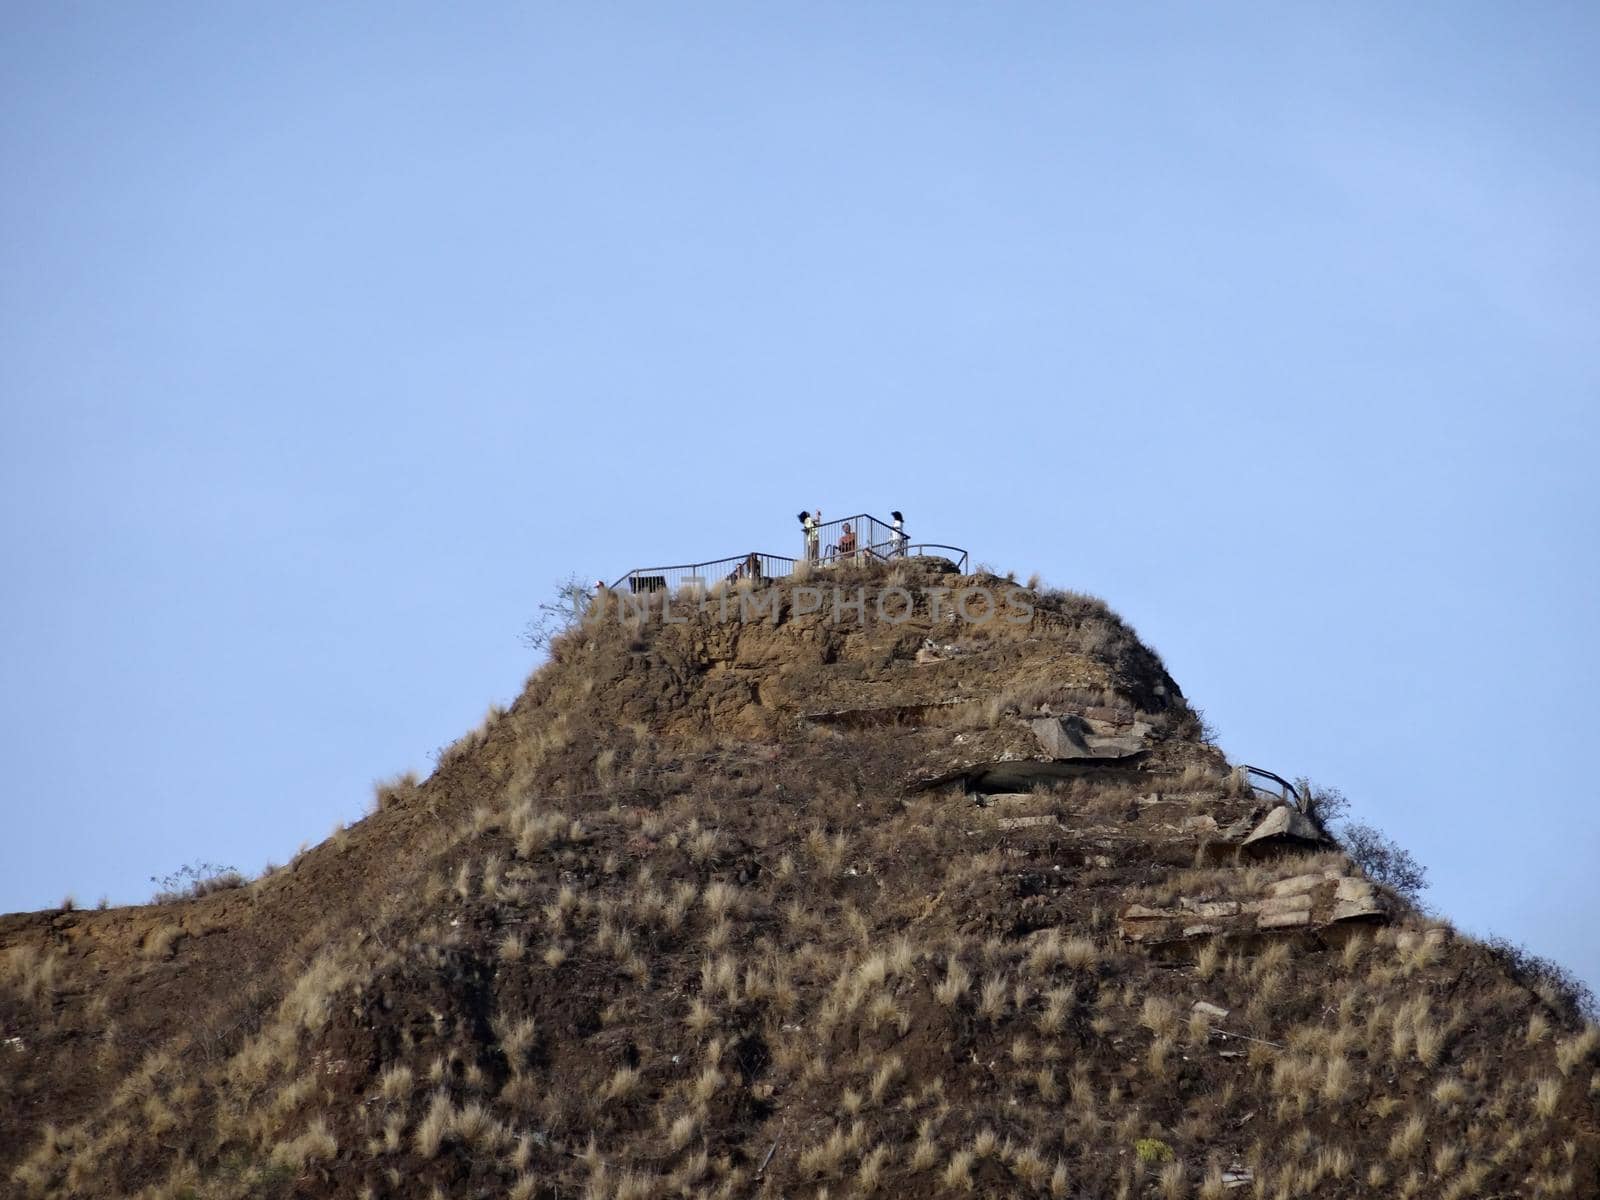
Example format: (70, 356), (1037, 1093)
(610, 512), (969, 595)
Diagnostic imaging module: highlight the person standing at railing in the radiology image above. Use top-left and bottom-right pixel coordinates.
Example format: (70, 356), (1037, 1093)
(800, 510), (820, 562)
(890, 511), (907, 557)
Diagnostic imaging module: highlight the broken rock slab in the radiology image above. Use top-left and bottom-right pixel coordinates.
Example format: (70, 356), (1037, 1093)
(1253, 893), (1313, 917)
(1258, 908), (1312, 930)
(1028, 716), (1088, 758)
(1331, 897), (1385, 922)
(982, 792), (1037, 807)
(1179, 899), (1241, 919)
(1265, 872), (1326, 898)
(1084, 733), (1148, 759)
(1119, 903), (1180, 942)
(1240, 805), (1326, 854)
(1122, 904), (1177, 921)
(1028, 716), (1147, 762)
(994, 815), (1060, 832)
(1330, 876), (1386, 922)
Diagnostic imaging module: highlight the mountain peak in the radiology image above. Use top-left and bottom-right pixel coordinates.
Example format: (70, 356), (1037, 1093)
(4, 560), (1597, 1198)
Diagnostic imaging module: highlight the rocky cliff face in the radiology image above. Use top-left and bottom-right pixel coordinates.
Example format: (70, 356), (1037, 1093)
(3, 559), (1597, 1199)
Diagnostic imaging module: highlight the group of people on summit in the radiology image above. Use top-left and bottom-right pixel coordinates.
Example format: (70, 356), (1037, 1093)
(797, 509), (906, 564)
(603, 510), (916, 594)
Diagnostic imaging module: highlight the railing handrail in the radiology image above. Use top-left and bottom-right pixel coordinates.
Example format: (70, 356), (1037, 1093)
(612, 539), (969, 589)
(856, 541), (970, 572)
(814, 512), (892, 530)
(1238, 764), (1302, 806)
(903, 542), (969, 571)
(610, 552), (794, 590)
(610, 513), (969, 590)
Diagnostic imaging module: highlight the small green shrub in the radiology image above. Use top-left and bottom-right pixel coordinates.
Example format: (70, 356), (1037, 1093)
(1135, 1137), (1174, 1164)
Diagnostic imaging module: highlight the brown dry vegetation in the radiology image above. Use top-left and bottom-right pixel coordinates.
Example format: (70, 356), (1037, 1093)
(1, 559), (1596, 1199)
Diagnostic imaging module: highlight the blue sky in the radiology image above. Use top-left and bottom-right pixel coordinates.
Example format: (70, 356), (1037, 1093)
(3, 3), (1596, 988)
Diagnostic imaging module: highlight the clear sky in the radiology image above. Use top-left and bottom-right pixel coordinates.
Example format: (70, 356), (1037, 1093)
(3, 4), (1596, 988)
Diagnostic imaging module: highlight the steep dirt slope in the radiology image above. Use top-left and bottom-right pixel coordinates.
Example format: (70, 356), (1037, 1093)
(3, 559), (1597, 1200)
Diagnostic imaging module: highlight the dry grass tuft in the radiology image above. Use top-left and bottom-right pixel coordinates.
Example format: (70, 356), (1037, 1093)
(1388, 1113), (1426, 1159)
(415, 1092), (452, 1158)
(1555, 1025), (1599, 1077)
(141, 926), (181, 962)
(272, 1117), (337, 1169)
(603, 1066), (643, 1104)
(942, 1149), (975, 1191)
(936, 958), (972, 1006)
(3, 945), (66, 1004)
(498, 930), (526, 962)
(377, 1064), (414, 1103)
(978, 975), (1008, 1021)
(1532, 1076), (1563, 1119)
(666, 1112), (698, 1152)
(371, 770), (420, 812)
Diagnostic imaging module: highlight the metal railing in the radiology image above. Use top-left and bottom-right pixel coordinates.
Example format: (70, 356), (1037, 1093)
(612, 552), (795, 596)
(826, 540), (972, 571)
(804, 515), (966, 571)
(882, 542), (970, 571)
(810, 513), (902, 563)
(1238, 764), (1303, 806)
(611, 513), (969, 593)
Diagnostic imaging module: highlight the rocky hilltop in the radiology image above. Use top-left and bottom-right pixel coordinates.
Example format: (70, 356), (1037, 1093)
(3, 558), (1596, 1199)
